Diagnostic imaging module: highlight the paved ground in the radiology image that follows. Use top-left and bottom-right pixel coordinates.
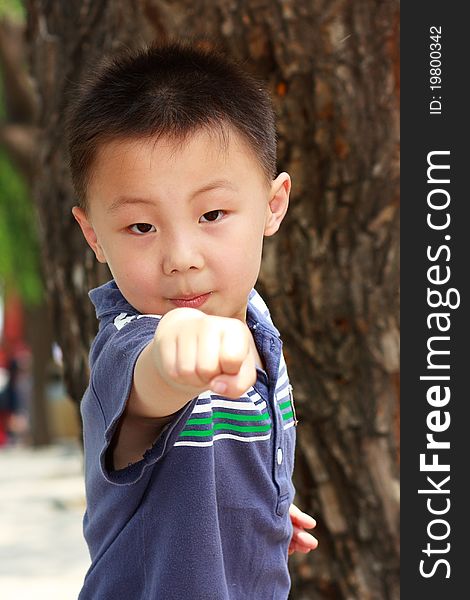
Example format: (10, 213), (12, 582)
(0, 442), (91, 599)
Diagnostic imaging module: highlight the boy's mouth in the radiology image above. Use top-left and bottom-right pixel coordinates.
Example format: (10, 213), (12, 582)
(169, 292), (212, 309)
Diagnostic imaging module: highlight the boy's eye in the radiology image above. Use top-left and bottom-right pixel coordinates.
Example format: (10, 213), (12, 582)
(129, 223), (156, 235)
(199, 210), (225, 223)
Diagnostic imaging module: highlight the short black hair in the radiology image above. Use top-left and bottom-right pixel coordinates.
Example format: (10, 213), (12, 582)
(66, 40), (277, 210)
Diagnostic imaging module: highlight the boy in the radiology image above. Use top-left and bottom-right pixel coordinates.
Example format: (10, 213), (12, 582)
(68, 41), (317, 599)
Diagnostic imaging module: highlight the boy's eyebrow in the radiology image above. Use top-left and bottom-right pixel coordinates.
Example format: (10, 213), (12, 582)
(190, 179), (238, 198)
(107, 196), (153, 213)
(107, 196), (156, 213)
(107, 179), (238, 213)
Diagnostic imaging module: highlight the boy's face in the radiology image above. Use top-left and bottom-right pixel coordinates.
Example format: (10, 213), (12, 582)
(73, 128), (290, 322)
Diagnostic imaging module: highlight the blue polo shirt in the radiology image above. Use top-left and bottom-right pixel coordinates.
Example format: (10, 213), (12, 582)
(79, 280), (297, 599)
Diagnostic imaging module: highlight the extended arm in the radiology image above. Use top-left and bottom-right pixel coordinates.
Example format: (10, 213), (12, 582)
(110, 307), (257, 469)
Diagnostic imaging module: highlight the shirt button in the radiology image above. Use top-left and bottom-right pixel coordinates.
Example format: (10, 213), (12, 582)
(277, 448), (283, 465)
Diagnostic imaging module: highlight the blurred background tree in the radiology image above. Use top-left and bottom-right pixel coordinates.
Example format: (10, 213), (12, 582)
(0, 0), (51, 446)
(2, 1), (400, 597)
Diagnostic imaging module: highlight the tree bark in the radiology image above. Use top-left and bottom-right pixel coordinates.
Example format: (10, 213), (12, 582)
(24, 302), (52, 446)
(25, 1), (153, 406)
(25, 1), (399, 597)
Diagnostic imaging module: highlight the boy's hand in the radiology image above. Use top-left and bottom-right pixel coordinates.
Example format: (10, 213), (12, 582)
(153, 307), (257, 399)
(288, 504), (318, 555)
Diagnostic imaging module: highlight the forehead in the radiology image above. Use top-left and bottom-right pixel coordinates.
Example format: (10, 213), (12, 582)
(88, 127), (267, 200)
(98, 129), (230, 173)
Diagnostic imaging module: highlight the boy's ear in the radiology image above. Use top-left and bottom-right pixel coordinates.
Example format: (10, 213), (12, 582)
(264, 172), (291, 237)
(71, 206), (107, 263)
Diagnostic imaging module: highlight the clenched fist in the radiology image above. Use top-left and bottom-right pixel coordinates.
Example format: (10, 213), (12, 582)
(152, 308), (257, 399)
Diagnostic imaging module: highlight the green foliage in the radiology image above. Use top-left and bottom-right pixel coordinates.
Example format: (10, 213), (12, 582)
(0, 0), (25, 21)
(0, 2), (42, 304)
(0, 147), (43, 304)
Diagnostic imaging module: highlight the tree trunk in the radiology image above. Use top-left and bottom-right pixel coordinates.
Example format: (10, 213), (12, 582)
(25, 1), (152, 406)
(25, 1), (399, 597)
(0, 17), (53, 447)
(24, 302), (52, 446)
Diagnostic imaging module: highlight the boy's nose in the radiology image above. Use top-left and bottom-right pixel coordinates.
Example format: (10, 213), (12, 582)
(162, 237), (204, 275)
